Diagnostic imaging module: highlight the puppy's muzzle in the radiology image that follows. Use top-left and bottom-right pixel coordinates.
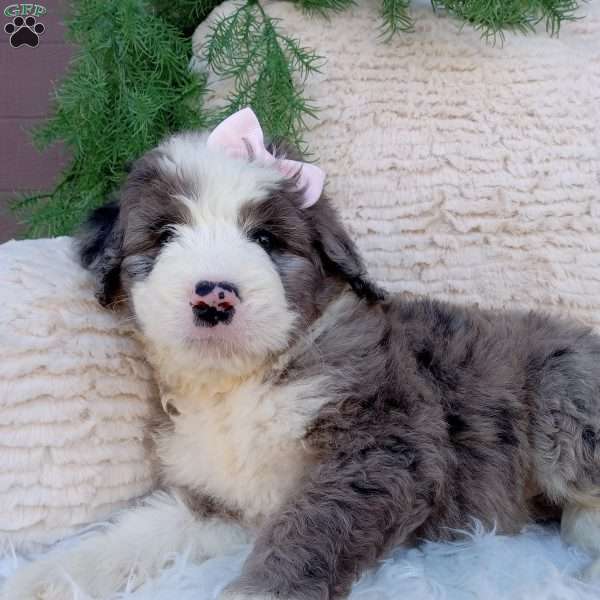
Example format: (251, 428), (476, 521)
(190, 281), (241, 327)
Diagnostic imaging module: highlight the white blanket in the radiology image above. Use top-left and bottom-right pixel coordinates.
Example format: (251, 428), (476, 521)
(2, 522), (600, 599)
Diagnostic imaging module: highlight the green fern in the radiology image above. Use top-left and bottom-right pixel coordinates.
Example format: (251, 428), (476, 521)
(291, 0), (356, 16)
(204, 1), (322, 151)
(153, 0), (224, 34)
(380, 0), (413, 38)
(432, 0), (581, 42)
(13, 0), (586, 238)
(15, 0), (206, 238)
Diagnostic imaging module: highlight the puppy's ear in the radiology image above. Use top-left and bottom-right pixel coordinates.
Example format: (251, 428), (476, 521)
(309, 199), (385, 303)
(77, 200), (125, 308)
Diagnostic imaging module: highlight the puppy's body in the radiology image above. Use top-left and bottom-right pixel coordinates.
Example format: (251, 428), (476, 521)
(4, 117), (600, 600)
(150, 290), (600, 598)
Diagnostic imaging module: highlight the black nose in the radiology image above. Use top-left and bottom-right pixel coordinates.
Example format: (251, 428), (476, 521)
(195, 280), (215, 296)
(191, 281), (241, 328)
(194, 280), (240, 299)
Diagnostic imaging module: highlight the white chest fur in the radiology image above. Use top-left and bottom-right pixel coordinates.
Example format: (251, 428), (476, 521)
(155, 372), (330, 524)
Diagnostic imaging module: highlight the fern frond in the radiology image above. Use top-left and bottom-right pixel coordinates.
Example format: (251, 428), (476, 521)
(380, 0), (413, 39)
(14, 0), (206, 238)
(291, 0), (356, 17)
(204, 1), (321, 151)
(432, 0), (581, 42)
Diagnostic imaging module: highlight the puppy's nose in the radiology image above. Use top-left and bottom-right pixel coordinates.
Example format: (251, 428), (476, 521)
(193, 281), (240, 303)
(190, 281), (241, 327)
(194, 280), (216, 296)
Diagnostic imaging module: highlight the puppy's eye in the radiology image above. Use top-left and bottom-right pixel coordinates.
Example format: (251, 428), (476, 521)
(250, 229), (276, 253)
(157, 226), (176, 246)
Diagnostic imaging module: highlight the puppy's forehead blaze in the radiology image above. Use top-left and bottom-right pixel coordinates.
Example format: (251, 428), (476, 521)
(153, 133), (288, 227)
(121, 135), (311, 258)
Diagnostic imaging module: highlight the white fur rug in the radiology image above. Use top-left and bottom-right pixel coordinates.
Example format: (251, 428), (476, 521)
(2, 522), (600, 599)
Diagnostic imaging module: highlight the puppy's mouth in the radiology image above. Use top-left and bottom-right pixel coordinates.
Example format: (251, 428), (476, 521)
(192, 303), (236, 328)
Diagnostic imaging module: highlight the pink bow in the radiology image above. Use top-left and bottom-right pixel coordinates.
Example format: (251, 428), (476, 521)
(206, 108), (325, 208)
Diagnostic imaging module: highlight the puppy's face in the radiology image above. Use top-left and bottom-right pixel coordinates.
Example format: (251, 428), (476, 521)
(79, 131), (379, 370)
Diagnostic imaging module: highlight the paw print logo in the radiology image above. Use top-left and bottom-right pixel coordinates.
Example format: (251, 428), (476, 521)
(4, 15), (45, 48)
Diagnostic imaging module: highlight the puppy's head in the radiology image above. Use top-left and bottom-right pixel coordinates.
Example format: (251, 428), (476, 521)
(79, 122), (381, 370)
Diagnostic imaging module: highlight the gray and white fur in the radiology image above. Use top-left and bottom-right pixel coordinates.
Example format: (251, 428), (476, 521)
(4, 129), (600, 600)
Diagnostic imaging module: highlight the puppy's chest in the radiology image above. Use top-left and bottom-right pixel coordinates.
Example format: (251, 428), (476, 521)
(157, 375), (329, 523)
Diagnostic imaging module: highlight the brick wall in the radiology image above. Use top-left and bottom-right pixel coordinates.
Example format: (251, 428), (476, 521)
(0, 1), (73, 242)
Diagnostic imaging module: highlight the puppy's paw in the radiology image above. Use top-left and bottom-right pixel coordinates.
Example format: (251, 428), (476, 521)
(218, 583), (300, 600)
(218, 592), (276, 600)
(1, 550), (131, 600)
(0, 559), (77, 600)
(580, 557), (600, 582)
(219, 592), (295, 600)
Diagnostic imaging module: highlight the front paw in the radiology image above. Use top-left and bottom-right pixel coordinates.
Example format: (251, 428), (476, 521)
(580, 557), (600, 582)
(1, 550), (129, 600)
(219, 591), (291, 600)
(1, 559), (75, 600)
(219, 583), (299, 600)
(219, 592), (276, 600)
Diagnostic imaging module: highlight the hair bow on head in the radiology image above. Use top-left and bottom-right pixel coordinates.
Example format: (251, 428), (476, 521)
(206, 108), (325, 208)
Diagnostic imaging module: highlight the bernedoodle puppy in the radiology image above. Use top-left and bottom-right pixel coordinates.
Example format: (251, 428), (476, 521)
(4, 108), (600, 600)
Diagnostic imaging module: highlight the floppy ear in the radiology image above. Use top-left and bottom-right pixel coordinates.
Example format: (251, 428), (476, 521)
(77, 200), (125, 308)
(308, 198), (385, 303)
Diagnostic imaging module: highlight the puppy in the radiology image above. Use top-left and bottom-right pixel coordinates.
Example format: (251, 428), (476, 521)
(4, 108), (600, 600)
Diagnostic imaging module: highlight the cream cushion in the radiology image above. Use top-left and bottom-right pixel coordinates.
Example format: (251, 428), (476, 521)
(0, 238), (157, 550)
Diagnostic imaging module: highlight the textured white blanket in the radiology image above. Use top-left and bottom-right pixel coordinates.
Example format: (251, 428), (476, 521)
(0, 238), (157, 551)
(194, 0), (600, 328)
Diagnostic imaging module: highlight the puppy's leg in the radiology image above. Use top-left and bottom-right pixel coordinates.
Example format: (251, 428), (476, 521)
(561, 502), (600, 580)
(2, 490), (251, 600)
(220, 449), (431, 600)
